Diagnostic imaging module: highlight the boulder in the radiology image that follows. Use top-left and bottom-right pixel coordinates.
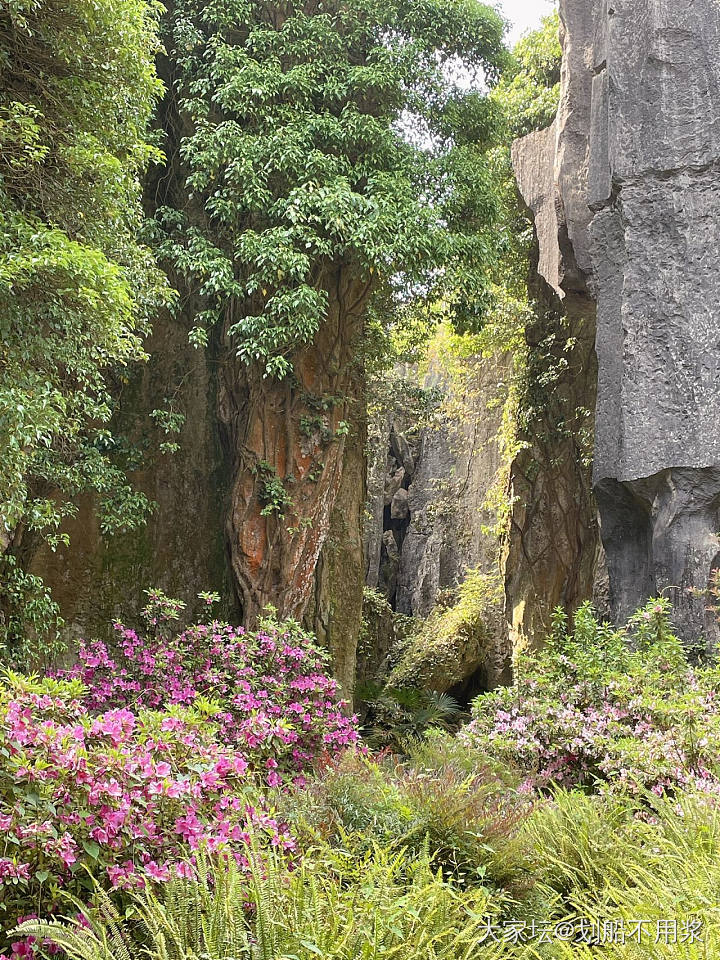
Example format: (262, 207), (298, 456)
(390, 487), (410, 521)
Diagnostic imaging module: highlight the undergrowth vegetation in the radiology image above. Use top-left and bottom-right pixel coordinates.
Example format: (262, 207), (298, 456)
(3, 596), (720, 957)
(1, 3), (718, 959)
(462, 598), (720, 796)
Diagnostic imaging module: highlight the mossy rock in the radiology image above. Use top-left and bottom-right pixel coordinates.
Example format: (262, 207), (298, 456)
(387, 570), (505, 693)
(357, 587), (417, 690)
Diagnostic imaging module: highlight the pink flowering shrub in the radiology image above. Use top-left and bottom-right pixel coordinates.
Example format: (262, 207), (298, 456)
(61, 596), (358, 786)
(0, 673), (295, 952)
(0, 599), (358, 955)
(460, 600), (720, 797)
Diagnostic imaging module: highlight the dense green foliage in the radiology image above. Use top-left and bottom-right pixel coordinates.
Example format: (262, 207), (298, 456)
(157, 0), (509, 377)
(6, 9), (720, 960)
(18, 737), (720, 958)
(19, 846), (507, 960)
(0, 0), (168, 651)
(494, 12), (561, 139)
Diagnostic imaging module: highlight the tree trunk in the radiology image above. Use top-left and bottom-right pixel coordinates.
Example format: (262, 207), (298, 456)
(305, 367), (367, 698)
(220, 267), (369, 632)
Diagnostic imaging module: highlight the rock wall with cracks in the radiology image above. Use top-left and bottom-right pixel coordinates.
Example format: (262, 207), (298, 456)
(508, 0), (603, 653)
(364, 357), (507, 622)
(362, 353), (514, 695)
(514, 0), (720, 645)
(28, 0), (720, 700)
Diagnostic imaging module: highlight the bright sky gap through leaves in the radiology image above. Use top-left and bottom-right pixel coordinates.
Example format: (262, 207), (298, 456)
(501, 0), (556, 46)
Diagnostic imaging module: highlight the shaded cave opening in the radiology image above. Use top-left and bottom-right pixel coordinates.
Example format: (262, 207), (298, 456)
(447, 663), (490, 709)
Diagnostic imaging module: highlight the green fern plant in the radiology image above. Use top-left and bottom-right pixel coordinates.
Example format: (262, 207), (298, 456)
(15, 843), (514, 960)
(521, 790), (720, 958)
(13, 888), (136, 960)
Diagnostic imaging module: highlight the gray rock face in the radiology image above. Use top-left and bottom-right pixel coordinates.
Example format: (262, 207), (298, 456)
(390, 427), (415, 477)
(384, 467), (405, 506)
(393, 414), (459, 617)
(592, 0), (720, 482)
(365, 355), (508, 622)
(508, 0), (602, 650)
(595, 470), (720, 633)
(390, 486), (410, 522)
(394, 355), (507, 619)
(514, 0), (720, 644)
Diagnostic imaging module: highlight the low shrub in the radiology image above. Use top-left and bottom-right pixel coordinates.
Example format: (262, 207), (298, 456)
(8, 592), (720, 958)
(1, 605), (358, 954)
(60, 593), (358, 785)
(22, 790), (720, 959)
(461, 599), (720, 796)
(0, 673), (292, 950)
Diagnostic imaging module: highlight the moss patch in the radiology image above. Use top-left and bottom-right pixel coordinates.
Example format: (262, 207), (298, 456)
(387, 569), (503, 692)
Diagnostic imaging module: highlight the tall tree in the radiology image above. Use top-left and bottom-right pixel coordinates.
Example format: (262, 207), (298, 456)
(157, 0), (508, 627)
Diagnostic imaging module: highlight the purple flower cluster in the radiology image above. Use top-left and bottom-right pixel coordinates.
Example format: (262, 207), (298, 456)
(461, 603), (720, 797)
(1, 616), (358, 955)
(62, 619), (358, 785)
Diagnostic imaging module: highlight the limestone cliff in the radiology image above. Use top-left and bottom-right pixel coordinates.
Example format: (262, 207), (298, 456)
(514, 0), (720, 644)
(365, 355), (506, 619)
(394, 355), (507, 621)
(361, 350), (514, 695)
(27, 0), (720, 701)
(507, 0), (602, 651)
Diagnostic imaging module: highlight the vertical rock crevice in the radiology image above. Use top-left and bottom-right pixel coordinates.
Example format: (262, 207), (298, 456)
(366, 358), (508, 621)
(361, 353), (513, 694)
(508, 0), (602, 651)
